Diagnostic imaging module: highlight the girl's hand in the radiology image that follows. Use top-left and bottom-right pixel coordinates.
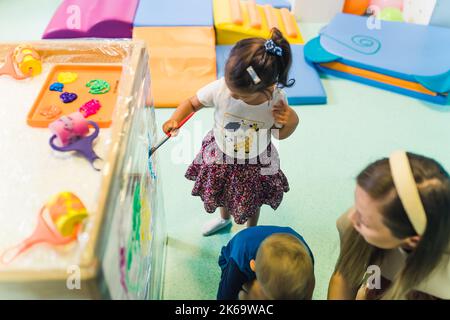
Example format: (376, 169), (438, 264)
(163, 119), (179, 135)
(271, 100), (299, 140)
(272, 99), (290, 126)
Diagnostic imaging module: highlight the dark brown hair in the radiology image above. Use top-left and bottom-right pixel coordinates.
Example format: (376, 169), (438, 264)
(335, 153), (450, 299)
(225, 28), (294, 94)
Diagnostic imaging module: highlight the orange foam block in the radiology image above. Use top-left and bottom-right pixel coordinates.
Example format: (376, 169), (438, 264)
(133, 27), (217, 107)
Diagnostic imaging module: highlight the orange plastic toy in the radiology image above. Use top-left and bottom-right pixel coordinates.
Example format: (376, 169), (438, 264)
(27, 64), (122, 128)
(320, 62), (439, 96)
(0, 192), (88, 264)
(343, 0), (370, 15)
(0, 45), (42, 80)
(133, 26), (217, 108)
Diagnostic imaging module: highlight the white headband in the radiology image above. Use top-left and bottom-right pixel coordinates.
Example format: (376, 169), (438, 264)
(389, 151), (427, 235)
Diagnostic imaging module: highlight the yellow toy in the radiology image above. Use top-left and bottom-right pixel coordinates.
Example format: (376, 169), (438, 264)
(0, 45), (42, 80)
(214, 0), (303, 45)
(46, 192), (89, 237)
(0, 192), (88, 264)
(57, 72), (78, 84)
(14, 45), (42, 77)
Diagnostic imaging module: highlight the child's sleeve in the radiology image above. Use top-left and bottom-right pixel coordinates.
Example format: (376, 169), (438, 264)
(196, 79), (222, 108)
(217, 258), (249, 300)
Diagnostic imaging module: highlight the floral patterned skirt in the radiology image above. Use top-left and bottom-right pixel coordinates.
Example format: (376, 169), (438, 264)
(185, 131), (289, 224)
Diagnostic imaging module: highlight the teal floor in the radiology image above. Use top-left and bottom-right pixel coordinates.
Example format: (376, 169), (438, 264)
(2, 1), (450, 300)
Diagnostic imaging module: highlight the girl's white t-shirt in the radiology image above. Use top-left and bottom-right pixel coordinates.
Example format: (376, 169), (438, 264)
(197, 78), (287, 160)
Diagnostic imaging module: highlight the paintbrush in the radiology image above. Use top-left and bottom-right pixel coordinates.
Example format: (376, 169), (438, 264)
(149, 111), (195, 157)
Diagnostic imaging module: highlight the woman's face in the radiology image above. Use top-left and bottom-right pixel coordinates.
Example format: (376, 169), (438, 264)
(350, 185), (407, 249)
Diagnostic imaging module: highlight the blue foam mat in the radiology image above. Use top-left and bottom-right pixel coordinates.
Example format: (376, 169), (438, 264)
(314, 14), (450, 93)
(431, 0), (450, 29)
(216, 45), (327, 105)
(304, 37), (340, 64)
(134, 0), (213, 27)
(256, 0), (291, 9)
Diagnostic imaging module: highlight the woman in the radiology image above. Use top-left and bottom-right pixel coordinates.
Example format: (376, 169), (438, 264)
(328, 151), (450, 300)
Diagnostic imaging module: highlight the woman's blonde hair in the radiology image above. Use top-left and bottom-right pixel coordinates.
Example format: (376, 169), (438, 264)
(335, 153), (450, 299)
(255, 233), (315, 300)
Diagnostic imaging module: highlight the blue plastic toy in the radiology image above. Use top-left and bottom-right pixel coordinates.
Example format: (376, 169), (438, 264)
(430, 0), (450, 29)
(305, 13), (450, 104)
(256, 0), (291, 9)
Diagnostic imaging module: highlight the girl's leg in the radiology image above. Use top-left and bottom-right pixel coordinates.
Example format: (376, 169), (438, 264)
(220, 207), (231, 220)
(246, 209), (260, 227)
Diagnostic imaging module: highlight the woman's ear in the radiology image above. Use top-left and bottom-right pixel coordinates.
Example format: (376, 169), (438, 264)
(250, 259), (256, 272)
(404, 235), (421, 249)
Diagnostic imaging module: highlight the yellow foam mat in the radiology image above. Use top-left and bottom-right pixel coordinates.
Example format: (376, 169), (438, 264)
(214, 0), (303, 45)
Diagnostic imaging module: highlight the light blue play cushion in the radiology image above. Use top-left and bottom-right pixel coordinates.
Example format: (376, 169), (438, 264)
(134, 0), (213, 27)
(308, 13), (450, 95)
(256, 0), (291, 9)
(216, 45), (327, 105)
(431, 0), (450, 29)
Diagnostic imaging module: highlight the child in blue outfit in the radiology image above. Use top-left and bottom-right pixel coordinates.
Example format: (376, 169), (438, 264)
(217, 226), (315, 300)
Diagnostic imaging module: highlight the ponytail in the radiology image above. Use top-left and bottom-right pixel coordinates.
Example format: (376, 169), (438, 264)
(268, 28), (294, 88)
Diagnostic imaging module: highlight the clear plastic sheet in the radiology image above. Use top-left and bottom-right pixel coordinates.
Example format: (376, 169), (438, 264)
(0, 40), (165, 299)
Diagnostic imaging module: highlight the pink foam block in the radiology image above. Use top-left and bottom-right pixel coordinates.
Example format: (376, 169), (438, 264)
(49, 112), (89, 146)
(42, 0), (139, 39)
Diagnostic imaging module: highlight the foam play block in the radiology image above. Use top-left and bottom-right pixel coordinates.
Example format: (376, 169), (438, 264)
(133, 27), (217, 107)
(304, 13), (450, 104)
(256, 0), (292, 9)
(403, 0), (437, 25)
(316, 62), (447, 105)
(430, 0), (450, 29)
(292, 0), (345, 23)
(216, 44), (326, 105)
(134, 0), (213, 27)
(214, 0), (303, 45)
(43, 0), (139, 39)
